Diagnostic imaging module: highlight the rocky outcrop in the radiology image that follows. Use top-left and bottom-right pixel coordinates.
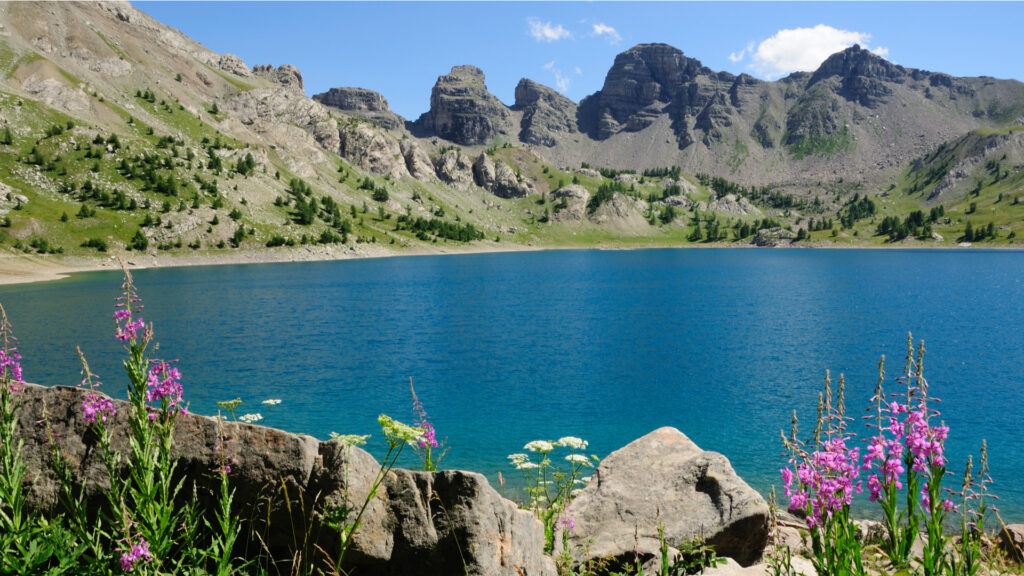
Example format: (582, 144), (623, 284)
(559, 427), (769, 569)
(513, 79), (577, 147)
(752, 227), (797, 247)
(13, 383), (555, 576)
(224, 87), (339, 153)
(338, 121), (409, 179)
(808, 45), (905, 108)
(21, 76), (90, 112)
(218, 53), (251, 77)
(708, 193), (761, 216)
(399, 138), (436, 181)
(252, 64), (304, 90)
(432, 149), (476, 190)
(472, 154), (532, 198)
(313, 87), (406, 131)
(552, 184), (590, 221)
(415, 65), (514, 145)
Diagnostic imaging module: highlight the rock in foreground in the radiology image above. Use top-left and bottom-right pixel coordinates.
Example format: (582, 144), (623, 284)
(561, 427), (769, 568)
(13, 383), (555, 576)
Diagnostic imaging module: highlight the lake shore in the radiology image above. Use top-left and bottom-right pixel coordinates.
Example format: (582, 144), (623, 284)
(0, 238), (1019, 287)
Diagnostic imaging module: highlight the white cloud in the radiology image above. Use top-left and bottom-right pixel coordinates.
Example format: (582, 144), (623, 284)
(542, 60), (555, 71)
(729, 42), (755, 63)
(528, 18), (571, 42)
(749, 24), (885, 79)
(574, 66), (583, 76)
(592, 23), (622, 44)
(872, 46), (890, 58)
(554, 70), (570, 93)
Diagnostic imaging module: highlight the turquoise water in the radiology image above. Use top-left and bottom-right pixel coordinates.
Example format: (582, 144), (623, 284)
(1, 249), (1022, 516)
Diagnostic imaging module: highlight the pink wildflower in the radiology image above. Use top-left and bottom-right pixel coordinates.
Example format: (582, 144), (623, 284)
(81, 393), (116, 424)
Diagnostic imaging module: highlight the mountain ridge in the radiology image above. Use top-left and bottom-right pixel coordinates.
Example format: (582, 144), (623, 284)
(0, 1), (1022, 265)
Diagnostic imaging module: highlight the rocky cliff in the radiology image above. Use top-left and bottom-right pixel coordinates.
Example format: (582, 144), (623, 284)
(513, 78), (578, 147)
(313, 87), (406, 131)
(414, 65), (515, 145)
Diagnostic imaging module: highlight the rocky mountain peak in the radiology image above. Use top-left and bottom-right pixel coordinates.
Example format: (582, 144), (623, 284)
(808, 45), (906, 108)
(810, 44), (905, 84)
(513, 79), (578, 146)
(414, 65), (513, 145)
(578, 43), (713, 139)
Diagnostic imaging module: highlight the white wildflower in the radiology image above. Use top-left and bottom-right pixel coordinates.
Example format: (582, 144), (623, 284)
(508, 453), (530, 467)
(378, 414), (425, 448)
(524, 440), (554, 453)
(556, 436), (588, 450)
(517, 462), (539, 470)
(239, 413), (263, 424)
(329, 433), (370, 446)
(262, 399), (282, 406)
(565, 454), (593, 466)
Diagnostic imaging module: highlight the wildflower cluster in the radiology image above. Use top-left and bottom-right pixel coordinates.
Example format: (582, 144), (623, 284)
(146, 360), (184, 413)
(117, 538), (152, 572)
(779, 336), (999, 576)
(0, 344), (23, 393)
(508, 436), (597, 553)
(409, 378), (448, 471)
(781, 372), (864, 576)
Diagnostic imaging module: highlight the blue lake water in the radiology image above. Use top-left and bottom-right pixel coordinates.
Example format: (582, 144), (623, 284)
(1, 249), (1022, 517)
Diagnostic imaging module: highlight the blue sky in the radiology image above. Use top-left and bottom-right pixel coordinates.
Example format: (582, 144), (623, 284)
(139, 2), (1024, 121)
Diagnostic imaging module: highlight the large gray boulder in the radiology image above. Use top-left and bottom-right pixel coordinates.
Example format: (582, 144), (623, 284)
(560, 427), (768, 568)
(13, 383), (555, 576)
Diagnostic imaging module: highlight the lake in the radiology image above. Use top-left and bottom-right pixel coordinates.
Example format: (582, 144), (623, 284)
(1, 248), (1022, 517)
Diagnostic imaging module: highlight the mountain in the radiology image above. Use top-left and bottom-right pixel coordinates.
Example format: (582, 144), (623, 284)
(0, 2), (1022, 265)
(410, 43), (1024, 194)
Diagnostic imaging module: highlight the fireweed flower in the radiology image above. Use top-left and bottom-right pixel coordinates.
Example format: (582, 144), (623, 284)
(118, 538), (153, 572)
(418, 422), (438, 448)
(82, 393), (116, 424)
(146, 361), (183, 409)
(0, 349), (24, 392)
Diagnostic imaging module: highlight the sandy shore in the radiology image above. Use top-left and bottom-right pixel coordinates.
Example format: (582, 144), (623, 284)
(0, 240), (1018, 287)
(0, 242), (543, 287)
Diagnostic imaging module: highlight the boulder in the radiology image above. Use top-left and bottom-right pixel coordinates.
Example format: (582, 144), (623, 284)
(552, 184), (590, 221)
(752, 227), (796, 247)
(997, 524), (1024, 562)
(13, 383), (555, 576)
(560, 427), (769, 568)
